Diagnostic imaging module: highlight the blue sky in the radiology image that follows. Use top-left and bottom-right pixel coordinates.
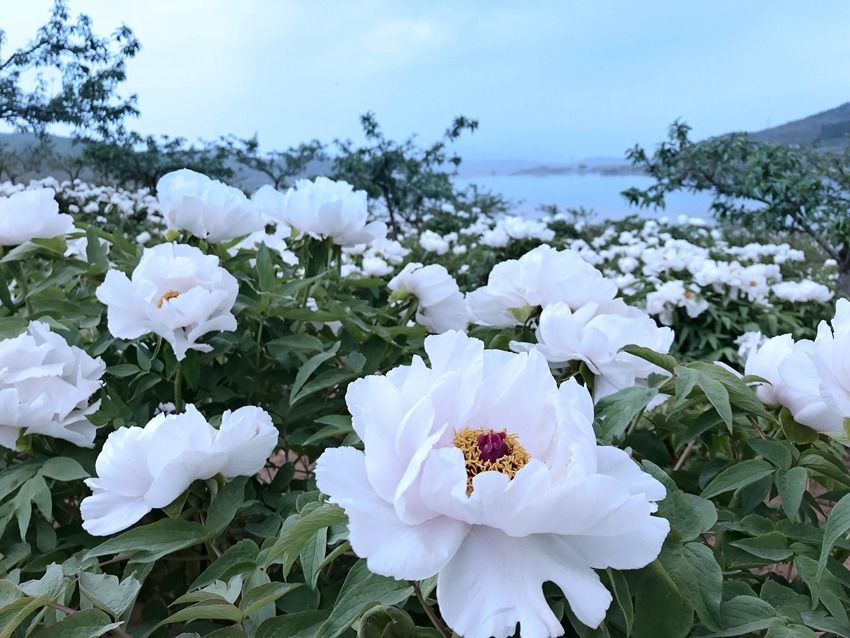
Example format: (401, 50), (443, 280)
(4, 1), (850, 162)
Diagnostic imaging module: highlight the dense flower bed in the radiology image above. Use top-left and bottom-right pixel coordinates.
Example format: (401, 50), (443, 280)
(0, 171), (848, 638)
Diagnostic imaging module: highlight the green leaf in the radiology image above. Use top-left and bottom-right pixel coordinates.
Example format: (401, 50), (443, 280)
(764, 622), (818, 638)
(39, 457), (89, 482)
(1, 237), (66, 263)
(748, 440), (793, 470)
(106, 363), (141, 378)
(776, 467), (807, 519)
(256, 244), (276, 291)
(206, 477), (248, 534)
(817, 492), (850, 580)
(300, 525), (327, 590)
(643, 461), (717, 541)
(0, 596), (51, 638)
(663, 543), (723, 629)
(796, 556), (849, 626)
(190, 539), (259, 591)
(160, 600), (244, 625)
(30, 609), (123, 638)
(595, 386), (657, 441)
(289, 343), (341, 407)
(608, 568), (634, 636)
(730, 532), (793, 561)
(13, 474), (52, 538)
(79, 572), (141, 618)
(257, 610), (330, 638)
(19, 563), (65, 600)
(317, 560), (414, 638)
(263, 504), (347, 571)
(621, 344), (677, 373)
(85, 518), (209, 563)
(700, 460), (774, 499)
(696, 375), (733, 429)
(800, 611), (850, 637)
(696, 595), (777, 636)
(632, 560), (693, 638)
(240, 583), (301, 617)
(779, 407), (818, 444)
(0, 464), (38, 502)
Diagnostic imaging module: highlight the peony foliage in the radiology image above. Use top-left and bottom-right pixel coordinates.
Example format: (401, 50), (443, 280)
(0, 175), (848, 638)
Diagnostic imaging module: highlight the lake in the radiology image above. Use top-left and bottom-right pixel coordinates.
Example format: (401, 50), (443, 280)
(454, 172), (718, 220)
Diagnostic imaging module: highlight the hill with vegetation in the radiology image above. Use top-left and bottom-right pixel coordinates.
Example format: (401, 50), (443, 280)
(747, 102), (850, 150)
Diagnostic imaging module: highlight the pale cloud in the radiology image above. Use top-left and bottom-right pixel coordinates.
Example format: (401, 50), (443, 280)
(2, 0), (850, 161)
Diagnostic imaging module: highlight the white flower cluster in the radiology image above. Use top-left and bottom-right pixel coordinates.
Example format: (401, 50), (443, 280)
(385, 242), (675, 401)
(253, 177), (386, 246)
(554, 219), (833, 322)
(0, 177), (164, 234)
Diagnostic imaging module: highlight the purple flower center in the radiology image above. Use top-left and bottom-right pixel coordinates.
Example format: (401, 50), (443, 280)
(477, 430), (509, 462)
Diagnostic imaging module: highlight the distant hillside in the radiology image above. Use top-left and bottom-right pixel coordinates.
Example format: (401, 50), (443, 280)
(748, 102), (850, 151)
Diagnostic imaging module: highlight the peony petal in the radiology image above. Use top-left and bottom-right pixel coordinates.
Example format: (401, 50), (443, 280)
(315, 446), (468, 580)
(437, 526), (613, 637)
(566, 515), (670, 570)
(80, 489), (151, 536)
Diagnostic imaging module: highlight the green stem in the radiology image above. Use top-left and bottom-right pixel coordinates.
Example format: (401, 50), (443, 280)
(413, 582), (451, 638)
(255, 318), (264, 369)
(174, 360), (184, 412)
(15, 264), (32, 316)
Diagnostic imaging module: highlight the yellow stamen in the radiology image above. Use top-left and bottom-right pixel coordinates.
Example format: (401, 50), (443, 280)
(157, 290), (181, 308)
(453, 427), (529, 494)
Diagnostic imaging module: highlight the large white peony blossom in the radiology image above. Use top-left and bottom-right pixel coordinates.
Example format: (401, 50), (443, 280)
(0, 321), (105, 449)
(263, 177), (385, 246)
(316, 331), (668, 637)
(777, 300), (850, 435)
(512, 301), (674, 401)
(388, 262), (469, 333)
(0, 189), (74, 246)
(466, 245), (618, 327)
(157, 169), (264, 242)
(81, 404), (277, 536)
(96, 243), (239, 360)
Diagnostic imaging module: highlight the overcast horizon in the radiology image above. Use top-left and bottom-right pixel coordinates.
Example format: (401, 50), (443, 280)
(3, 1), (850, 164)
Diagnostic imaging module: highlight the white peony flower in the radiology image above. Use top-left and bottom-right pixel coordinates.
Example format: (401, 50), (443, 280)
(229, 225), (299, 266)
(419, 230), (450, 255)
(81, 404), (277, 536)
(645, 280), (708, 325)
(777, 300), (850, 435)
(734, 331), (767, 364)
(512, 301), (674, 401)
(316, 331), (668, 636)
(96, 243), (239, 360)
(772, 280), (833, 304)
(360, 255), (391, 277)
(157, 169), (264, 242)
(467, 245), (618, 327)
(0, 189), (74, 246)
(742, 334), (795, 407)
(388, 263), (469, 333)
(0, 321), (105, 449)
(270, 177), (386, 246)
